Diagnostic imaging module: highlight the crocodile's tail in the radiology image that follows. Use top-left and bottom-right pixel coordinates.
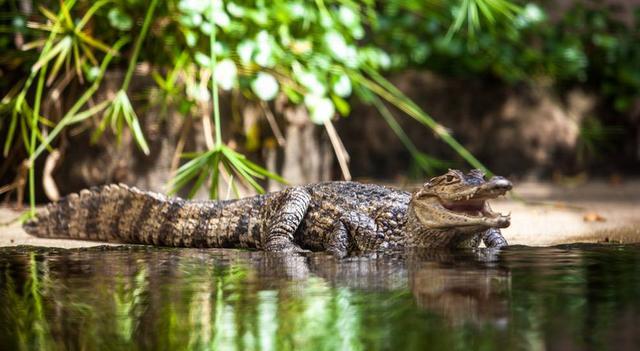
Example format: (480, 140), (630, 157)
(23, 184), (217, 247)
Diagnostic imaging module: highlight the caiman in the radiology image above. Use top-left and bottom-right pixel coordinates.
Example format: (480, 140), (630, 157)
(23, 169), (512, 257)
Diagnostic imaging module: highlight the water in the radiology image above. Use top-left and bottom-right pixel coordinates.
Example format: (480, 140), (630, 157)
(0, 245), (639, 350)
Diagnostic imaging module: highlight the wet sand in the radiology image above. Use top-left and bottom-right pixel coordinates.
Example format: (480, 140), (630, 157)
(1, 180), (639, 248)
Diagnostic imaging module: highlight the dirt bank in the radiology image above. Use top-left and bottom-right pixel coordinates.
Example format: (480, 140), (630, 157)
(1, 180), (638, 249)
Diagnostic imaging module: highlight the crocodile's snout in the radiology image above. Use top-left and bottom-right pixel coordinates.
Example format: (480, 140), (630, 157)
(488, 176), (512, 191)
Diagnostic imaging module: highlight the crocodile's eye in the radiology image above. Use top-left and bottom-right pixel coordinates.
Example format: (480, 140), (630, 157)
(444, 175), (458, 184)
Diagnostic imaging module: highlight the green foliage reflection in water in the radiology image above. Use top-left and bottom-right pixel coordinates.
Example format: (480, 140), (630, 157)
(1, 246), (640, 350)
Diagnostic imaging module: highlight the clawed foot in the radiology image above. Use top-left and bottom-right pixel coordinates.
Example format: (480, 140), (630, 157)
(485, 214), (510, 228)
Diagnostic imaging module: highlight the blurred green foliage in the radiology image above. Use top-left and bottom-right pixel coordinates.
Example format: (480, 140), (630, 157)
(378, 2), (640, 112)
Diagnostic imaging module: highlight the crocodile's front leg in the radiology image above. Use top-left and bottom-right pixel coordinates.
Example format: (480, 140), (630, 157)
(262, 187), (311, 252)
(326, 212), (384, 258)
(482, 228), (508, 248)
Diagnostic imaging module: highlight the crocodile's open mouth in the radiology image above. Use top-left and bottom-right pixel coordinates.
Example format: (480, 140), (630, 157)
(440, 198), (502, 218)
(438, 176), (512, 218)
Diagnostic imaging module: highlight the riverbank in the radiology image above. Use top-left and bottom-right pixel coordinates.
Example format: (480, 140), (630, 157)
(1, 180), (639, 248)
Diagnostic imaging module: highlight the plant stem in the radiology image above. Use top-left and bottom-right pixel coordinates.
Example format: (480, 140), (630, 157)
(323, 119), (352, 180)
(121, 0), (159, 91)
(29, 66), (47, 215)
(210, 0), (222, 148)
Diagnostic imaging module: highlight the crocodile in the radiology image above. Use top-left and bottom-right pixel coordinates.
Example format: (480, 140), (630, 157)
(23, 169), (512, 257)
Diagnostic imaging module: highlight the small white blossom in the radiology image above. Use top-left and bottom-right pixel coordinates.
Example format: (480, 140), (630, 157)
(251, 72), (279, 101)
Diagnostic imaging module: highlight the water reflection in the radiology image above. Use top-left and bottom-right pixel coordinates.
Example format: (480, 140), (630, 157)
(0, 245), (639, 350)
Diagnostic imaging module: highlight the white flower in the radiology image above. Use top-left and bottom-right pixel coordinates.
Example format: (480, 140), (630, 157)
(305, 95), (335, 125)
(191, 13), (203, 26)
(254, 31), (274, 67)
(523, 3), (545, 23)
(237, 40), (255, 64)
(215, 59), (237, 90)
(289, 3), (306, 18)
(332, 75), (352, 97)
(338, 6), (358, 27)
(194, 51), (210, 67)
(320, 12), (333, 28)
(251, 73), (279, 101)
(324, 31), (349, 62)
(178, 0), (209, 14)
(212, 11), (230, 28)
(86, 66), (101, 82)
(226, 3), (245, 17)
(515, 3), (546, 28)
(184, 30), (198, 47)
(344, 45), (358, 68)
(200, 22), (212, 34)
(378, 51), (391, 69)
(292, 61), (326, 96)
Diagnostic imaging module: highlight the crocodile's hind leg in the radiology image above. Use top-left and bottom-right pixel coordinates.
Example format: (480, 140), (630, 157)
(326, 212), (384, 258)
(482, 228), (508, 248)
(326, 221), (349, 257)
(262, 187), (311, 252)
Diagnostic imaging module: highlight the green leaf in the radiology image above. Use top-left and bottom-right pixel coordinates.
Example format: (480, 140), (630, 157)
(208, 152), (222, 199)
(184, 29), (199, 47)
(45, 40), (71, 85)
(68, 100), (110, 124)
(330, 94), (351, 116)
(77, 0), (109, 31)
(242, 158), (287, 184)
(31, 36), (72, 73)
(282, 86), (302, 104)
(194, 51), (210, 67)
(108, 8), (133, 31)
(224, 156), (264, 194)
(188, 166), (209, 199)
